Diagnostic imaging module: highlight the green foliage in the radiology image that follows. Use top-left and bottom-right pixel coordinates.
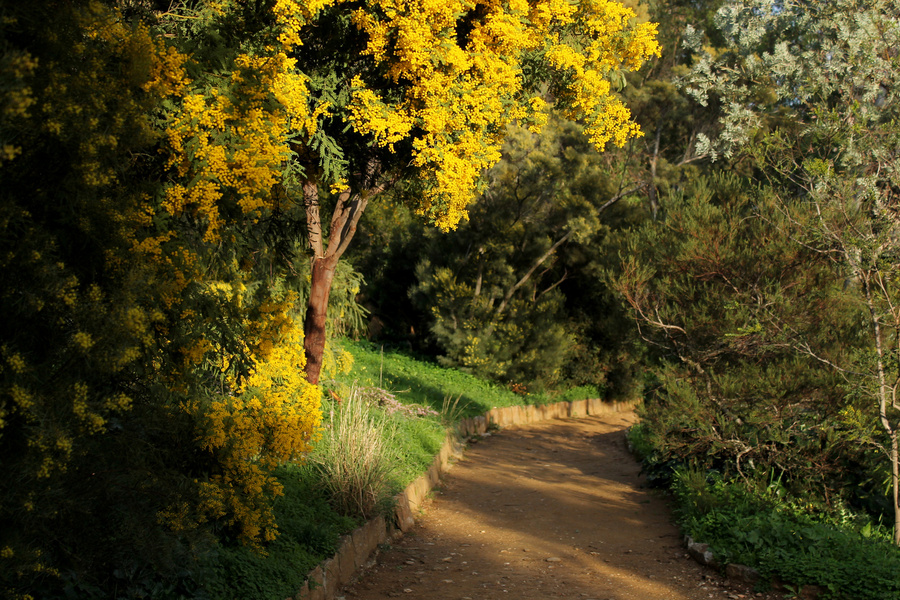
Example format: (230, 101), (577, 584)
(676, 0), (900, 540)
(671, 470), (900, 600)
(408, 114), (648, 392)
(614, 173), (880, 507)
(200, 464), (358, 600)
(344, 197), (433, 346)
(340, 0), (730, 401)
(559, 385), (605, 402)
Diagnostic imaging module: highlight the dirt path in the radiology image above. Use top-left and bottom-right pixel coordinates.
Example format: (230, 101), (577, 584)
(341, 411), (784, 600)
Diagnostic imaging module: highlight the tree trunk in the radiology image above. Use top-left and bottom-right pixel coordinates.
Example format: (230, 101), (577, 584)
(303, 256), (337, 385)
(893, 431), (900, 545)
(864, 273), (900, 545)
(300, 161), (387, 385)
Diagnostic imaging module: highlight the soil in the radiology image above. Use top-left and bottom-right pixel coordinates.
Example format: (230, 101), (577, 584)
(340, 411), (786, 600)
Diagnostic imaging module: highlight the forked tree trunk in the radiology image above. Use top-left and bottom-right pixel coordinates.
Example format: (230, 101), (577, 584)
(300, 163), (386, 385)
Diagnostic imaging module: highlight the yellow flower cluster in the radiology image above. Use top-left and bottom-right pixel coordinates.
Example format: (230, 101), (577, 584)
(0, 49), (38, 166)
(246, 292), (301, 362)
(188, 320), (322, 546)
(72, 382), (106, 434)
(160, 49), (316, 243)
(341, 0), (660, 231)
(72, 331), (94, 351)
(2, 345), (27, 374)
(0, 258), (152, 484)
(30, 2), (186, 190)
(180, 338), (214, 368)
(273, 0), (340, 47)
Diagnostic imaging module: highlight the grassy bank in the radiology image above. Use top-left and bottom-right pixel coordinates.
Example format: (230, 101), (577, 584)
(331, 339), (537, 416)
(192, 339), (543, 600)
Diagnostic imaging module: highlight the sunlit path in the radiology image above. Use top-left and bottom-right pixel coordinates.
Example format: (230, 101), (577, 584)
(342, 413), (783, 600)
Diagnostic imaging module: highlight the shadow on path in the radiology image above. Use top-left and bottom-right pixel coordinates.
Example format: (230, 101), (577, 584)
(343, 412), (781, 600)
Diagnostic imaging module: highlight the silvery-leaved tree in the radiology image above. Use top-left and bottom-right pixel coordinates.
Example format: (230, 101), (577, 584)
(682, 0), (900, 542)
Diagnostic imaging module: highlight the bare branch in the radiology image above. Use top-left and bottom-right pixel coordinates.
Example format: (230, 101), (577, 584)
(536, 269), (569, 302)
(303, 181), (324, 258)
(495, 229), (574, 316)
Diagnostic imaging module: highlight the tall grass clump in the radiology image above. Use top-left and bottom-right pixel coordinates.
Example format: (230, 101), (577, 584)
(312, 389), (398, 519)
(441, 394), (468, 427)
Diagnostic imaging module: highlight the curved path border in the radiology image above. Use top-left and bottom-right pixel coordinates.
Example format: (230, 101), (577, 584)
(292, 398), (636, 600)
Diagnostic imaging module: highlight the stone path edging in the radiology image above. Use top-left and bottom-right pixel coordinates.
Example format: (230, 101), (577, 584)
(292, 398), (637, 600)
(684, 536), (823, 600)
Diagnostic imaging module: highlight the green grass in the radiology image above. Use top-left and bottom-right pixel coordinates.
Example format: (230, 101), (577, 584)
(332, 339), (540, 416)
(381, 405), (446, 489)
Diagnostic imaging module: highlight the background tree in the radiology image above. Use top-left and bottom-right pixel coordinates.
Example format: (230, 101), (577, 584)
(614, 174), (868, 498)
(410, 115), (645, 391)
(349, 0), (727, 397)
(620, 0), (900, 540)
(683, 0), (900, 542)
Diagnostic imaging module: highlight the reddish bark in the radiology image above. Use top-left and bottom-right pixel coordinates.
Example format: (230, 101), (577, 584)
(301, 164), (386, 384)
(303, 256), (337, 385)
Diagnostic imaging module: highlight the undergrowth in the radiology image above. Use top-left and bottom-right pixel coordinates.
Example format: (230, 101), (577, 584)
(669, 469), (900, 600)
(199, 464), (358, 600)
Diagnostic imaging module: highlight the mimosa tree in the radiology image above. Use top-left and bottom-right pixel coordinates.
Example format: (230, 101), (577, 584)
(269, 0), (662, 383)
(0, 0), (658, 594)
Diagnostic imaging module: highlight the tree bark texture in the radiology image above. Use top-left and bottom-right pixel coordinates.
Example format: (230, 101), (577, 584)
(303, 256), (337, 385)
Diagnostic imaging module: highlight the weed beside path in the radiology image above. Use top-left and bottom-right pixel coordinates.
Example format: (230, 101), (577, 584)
(342, 412), (785, 600)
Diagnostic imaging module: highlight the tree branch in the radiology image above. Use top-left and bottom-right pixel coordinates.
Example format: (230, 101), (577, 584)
(303, 181), (324, 258)
(495, 229), (574, 316)
(536, 269), (568, 302)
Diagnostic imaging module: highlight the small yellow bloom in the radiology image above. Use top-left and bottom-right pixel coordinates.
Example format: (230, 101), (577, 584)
(72, 332), (94, 350)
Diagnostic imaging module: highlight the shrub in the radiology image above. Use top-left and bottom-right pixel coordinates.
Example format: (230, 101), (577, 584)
(671, 470), (900, 600)
(560, 385), (605, 402)
(198, 463), (358, 600)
